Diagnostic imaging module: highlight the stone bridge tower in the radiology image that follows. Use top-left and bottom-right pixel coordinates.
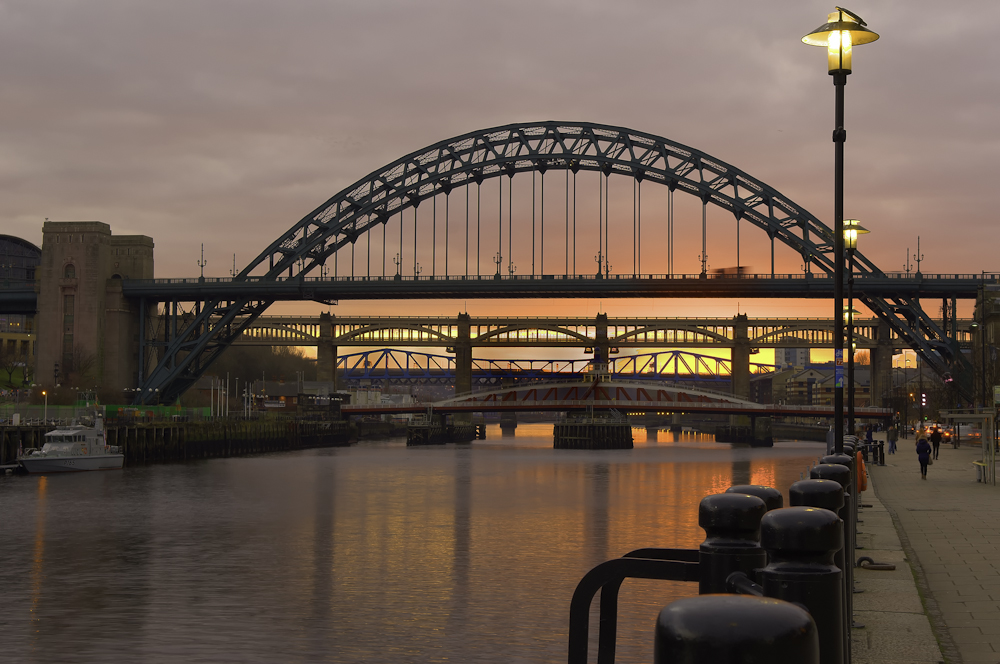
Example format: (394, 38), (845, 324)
(35, 221), (154, 395)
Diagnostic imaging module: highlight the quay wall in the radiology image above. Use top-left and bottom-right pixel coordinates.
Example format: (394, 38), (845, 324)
(1, 419), (403, 466)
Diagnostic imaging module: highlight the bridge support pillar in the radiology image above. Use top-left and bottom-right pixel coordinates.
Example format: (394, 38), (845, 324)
(595, 313), (610, 369)
(671, 413), (682, 433)
(974, 287), (1000, 408)
(317, 312), (337, 389)
(870, 320), (892, 408)
(731, 314), (751, 426)
(454, 313), (473, 398)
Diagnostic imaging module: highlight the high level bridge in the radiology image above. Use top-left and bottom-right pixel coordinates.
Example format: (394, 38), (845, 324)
(11, 121), (991, 404)
(232, 313), (975, 395)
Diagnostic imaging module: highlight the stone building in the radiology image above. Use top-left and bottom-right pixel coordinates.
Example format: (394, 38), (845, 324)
(35, 221), (153, 394)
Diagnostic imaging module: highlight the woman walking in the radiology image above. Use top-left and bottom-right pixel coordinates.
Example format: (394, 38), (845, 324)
(916, 436), (932, 479)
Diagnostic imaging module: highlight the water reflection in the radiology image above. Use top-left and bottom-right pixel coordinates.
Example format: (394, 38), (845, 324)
(29, 476), (46, 653)
(448, 447), (471, 639)
(0, 424), (825, 663)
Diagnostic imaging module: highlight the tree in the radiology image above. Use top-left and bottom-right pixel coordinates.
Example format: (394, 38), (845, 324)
(177, 345), (316, 405)
(0, 345), (28, 388)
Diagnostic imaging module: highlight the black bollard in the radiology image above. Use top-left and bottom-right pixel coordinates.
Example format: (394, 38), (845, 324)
(789, 479), (848, 629)
(821, 453), (855, 513)
(655, 594), (819, 664)
(760, 506), (844, 664)
(789, 478), (845, 514)
(726, 485), (783, 512)
(810, 462), (854, 661)
(698, 493), (767, 595)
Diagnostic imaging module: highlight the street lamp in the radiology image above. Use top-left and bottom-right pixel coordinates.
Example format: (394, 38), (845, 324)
(803, 8), (879, 453)
(845, 304), (862, 433)
(42, 389), (47, 424)
(971, 307), (987, 409)
(904, 357), (911, 436)
(844, 219), (869, 434)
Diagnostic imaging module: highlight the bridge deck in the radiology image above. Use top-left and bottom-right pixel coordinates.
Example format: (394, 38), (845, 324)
(118, 272), (998, 301)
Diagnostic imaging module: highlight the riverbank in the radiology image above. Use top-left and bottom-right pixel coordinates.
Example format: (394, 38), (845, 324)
(0, 419), (407, 465)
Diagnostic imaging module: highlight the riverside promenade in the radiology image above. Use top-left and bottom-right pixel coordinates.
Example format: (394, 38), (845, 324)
(866, 437), (1000, 664)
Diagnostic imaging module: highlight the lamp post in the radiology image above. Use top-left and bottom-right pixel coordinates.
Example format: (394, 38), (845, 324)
(845, 304), (862, 433)
(971, 286), (987, 409)
(904, 357), (911, 436)
(42, 389), (47, 424)
(803, 8), (879, 453)
(844, 219), (869, 435)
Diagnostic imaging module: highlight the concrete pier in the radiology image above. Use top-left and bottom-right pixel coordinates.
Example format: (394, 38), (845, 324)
(553, 418), (633, 450)
(406, 422), (478, 446)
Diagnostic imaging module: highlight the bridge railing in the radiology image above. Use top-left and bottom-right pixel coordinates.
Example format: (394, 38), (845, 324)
(126, 272), (1000, 286)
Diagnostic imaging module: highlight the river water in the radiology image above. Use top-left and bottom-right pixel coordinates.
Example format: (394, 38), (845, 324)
(0, 425), (826, 663)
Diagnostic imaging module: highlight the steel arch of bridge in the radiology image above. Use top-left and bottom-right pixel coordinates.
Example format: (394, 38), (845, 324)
(239, 314), (965, 349)
(336, 348), (778, 385)
(139, 121), (968, 404)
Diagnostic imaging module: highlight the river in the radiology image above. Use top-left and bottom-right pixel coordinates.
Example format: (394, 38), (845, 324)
(0, 425), (827, 663)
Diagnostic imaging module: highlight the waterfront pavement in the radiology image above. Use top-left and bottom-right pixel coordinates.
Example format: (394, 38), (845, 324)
(864, 436), (1000, 664)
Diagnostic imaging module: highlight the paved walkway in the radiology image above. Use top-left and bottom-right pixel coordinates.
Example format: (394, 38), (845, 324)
(868, 437), (1000, 664)
(852, 469), (942, 663)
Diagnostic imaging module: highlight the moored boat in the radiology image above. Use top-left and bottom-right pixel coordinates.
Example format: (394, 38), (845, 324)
(19, 411), (124, 473)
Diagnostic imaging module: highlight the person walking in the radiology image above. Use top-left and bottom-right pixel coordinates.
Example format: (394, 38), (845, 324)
(930, 426), (942, 460)
(888, 426), (898, 455)
(916, 437), (932, 479)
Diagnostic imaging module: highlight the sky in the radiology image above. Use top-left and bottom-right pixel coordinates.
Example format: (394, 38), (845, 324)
(3, 0), (998, 326)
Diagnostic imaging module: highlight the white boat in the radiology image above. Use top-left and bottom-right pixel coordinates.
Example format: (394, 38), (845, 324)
(19, 412), (124, 473)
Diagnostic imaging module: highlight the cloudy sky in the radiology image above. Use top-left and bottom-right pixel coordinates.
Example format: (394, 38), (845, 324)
(3, 0), (998, 320)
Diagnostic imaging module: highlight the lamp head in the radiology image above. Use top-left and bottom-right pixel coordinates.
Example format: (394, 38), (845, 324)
(843, 219), (869, 249)
(803, 7), (879, 74)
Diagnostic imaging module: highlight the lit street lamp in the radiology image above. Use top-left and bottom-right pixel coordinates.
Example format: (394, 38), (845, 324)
(844, 219), (869, 434)
(803, 8), (879, 453)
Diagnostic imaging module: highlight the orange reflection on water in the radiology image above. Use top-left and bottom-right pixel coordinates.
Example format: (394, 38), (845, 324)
(750, 459), (777, 489)
(29, 476), (47, 647)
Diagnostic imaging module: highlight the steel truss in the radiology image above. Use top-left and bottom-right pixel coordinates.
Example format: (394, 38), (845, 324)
(336, 348), (778, 385)
(138, 121), (971, 403)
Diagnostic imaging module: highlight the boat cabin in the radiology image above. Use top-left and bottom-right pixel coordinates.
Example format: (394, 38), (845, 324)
(38, 423), (108, 457)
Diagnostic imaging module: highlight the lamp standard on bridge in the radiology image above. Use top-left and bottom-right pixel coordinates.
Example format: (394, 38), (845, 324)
(197, 244), (207, 281)
(844, 219), (869, 434)
(803, 8), (879, 453)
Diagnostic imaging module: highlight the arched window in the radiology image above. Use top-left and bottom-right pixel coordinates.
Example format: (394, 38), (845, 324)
(63, 264), (76, 279)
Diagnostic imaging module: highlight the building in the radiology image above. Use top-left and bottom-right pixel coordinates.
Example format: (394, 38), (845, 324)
(781, 365), (871, 407)
(775, 347), (809, 370)
(0, 235), (41, 366)
(750, 367), (798, 404)
(34, 221), (154, 393)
